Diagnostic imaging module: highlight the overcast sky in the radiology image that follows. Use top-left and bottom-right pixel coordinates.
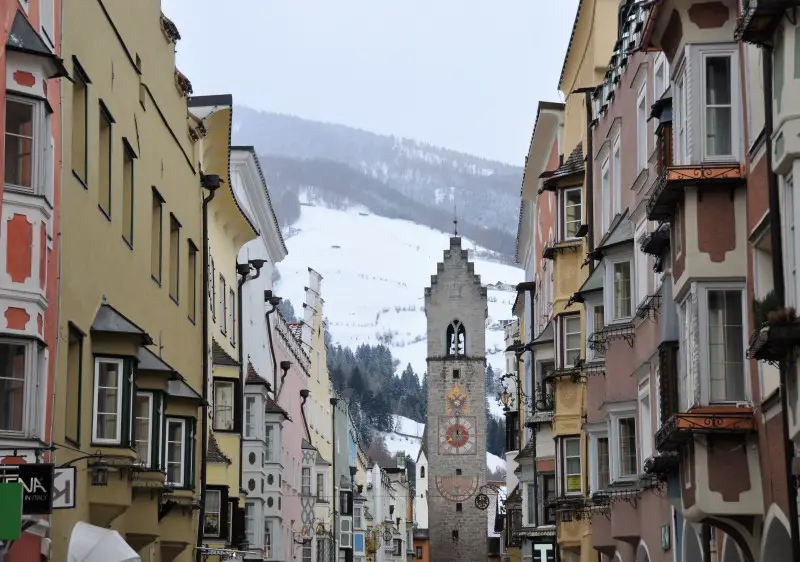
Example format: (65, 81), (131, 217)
(161, 0), (579, 165)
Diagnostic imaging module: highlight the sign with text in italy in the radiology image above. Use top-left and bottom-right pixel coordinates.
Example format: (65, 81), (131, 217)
(531, 536), (556, 562)
(0, 463), (54, 514)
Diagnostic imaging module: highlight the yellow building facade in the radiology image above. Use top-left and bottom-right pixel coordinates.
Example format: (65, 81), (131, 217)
(53, 3), (205, 561)
(188, 96), (258, 557)
(548, 2), (618, 561)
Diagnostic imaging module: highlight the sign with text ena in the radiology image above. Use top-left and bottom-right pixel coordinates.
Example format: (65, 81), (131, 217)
(531, 536), (556, 562)
(0, 463), (55, 514)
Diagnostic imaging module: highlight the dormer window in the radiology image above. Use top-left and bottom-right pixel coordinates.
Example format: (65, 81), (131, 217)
(446, 320), (466, 356)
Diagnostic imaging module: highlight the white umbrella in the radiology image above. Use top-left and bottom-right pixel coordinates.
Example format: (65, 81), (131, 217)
(67, 521), (141, 562)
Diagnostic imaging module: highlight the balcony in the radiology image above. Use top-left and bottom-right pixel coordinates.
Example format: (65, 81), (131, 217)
(587, 323), (635, 354)
(654, 406), (756, 452)
(735, 0), (800, 45)
(646, 163), (745, 221)
(542, 239), (582, 260)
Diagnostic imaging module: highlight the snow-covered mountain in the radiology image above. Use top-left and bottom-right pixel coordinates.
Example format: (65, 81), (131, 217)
(275, 200), (523, 420)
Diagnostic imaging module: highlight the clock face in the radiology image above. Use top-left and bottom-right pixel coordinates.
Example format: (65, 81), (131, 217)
(435, 474), (480, 502)
(438, 416), (476, 455)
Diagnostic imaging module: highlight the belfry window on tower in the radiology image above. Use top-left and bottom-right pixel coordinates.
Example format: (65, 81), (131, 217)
(446, 320), (466, 356)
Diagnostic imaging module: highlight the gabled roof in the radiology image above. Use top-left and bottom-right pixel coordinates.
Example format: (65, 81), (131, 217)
(91, 302), (152, 345)
(136, 347), (180, 380)
(166, 378), (205, 403)
(207, 433), (232, 464)
(301, 439), (316, 451)
(539, 144), (585, 192)
(245, 361), (268, 385)
(212, 339), (239, 366)
(316, 451), (331, 466)
(532, 321), (554, 345)
(576, 262), (605, 296)
(266, 397), (290, 420)
(596, 211), (633, 252)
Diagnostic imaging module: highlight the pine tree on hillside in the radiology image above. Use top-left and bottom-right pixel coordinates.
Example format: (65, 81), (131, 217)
(350, 366), (365, 395)
(278, 299), (297, 322)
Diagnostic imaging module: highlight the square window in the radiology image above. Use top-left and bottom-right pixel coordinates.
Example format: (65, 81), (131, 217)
(5, 99), (37, 192)
(453, 369), (460, 379)
(71, 62), (88, 182)
(65, 327), (83, 444)
(317, 472), (325, 502)
(302, 467), (311, 496)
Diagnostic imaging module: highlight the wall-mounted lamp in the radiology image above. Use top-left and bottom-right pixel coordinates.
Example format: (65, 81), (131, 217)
(89, 461), (109, 486)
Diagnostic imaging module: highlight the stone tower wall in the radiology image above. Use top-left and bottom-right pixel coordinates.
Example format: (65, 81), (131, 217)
(424, 237), (488, 562)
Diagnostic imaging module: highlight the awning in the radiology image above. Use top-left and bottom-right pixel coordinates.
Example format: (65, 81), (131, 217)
(67, 521), (140, 562)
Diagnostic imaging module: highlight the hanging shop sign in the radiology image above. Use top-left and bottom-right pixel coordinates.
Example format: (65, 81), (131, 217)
(0, 463), (55, 514)
(0, 482), (23, 540)
(531, 536), (556, 562)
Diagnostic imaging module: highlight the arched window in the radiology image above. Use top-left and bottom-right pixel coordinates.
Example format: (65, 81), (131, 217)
(420, 466), (425, 478)
(446, 320), (466, 356)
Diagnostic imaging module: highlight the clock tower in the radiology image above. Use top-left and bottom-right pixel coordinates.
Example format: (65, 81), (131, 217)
(424, 236), (488, 561)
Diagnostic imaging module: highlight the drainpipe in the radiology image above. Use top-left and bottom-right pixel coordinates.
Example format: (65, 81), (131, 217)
(331, 397), (340, 559)
(197, 173), (221, 562)
(574, 88), (597, 272)
(264, 291), (281, 393)
(762, 43), (800, 562)
(236, 258), (263, 549)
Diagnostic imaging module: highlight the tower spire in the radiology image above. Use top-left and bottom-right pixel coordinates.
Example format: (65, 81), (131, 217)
(453, 194), (458, 237)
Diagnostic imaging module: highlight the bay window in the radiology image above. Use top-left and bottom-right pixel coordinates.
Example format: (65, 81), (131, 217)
(5, 97), (45, 195)
(562, 315), (581, 368)
(589, 430), (610, 492)
(675, 69), (688, 165)
(302, 467), (312, 496)
(707, 288), (746, 402)
(265, 519), (272, 557)
(587, 305), (605, 362)
(526, 483), (535, 525)
(165, 418), (186, 487)
(0, 340), (43, 438)
(213, 380), (235, 431)
(601, 158), (611, 235)
(204, 489), (222, 537)
(562, 188), (582, 240)
(704, 55), (733, 158)
(561, 437), (582, 495)
(611, 415), (638, 480)
(539, 474), (556, 525)
(605, 254), (634, 322)
(245, 396), (255, 438)
(317, 472), (326, 502)
(636, 85), (647, 171)
(265, 424), (276, 461)
(245, 501), (256, 547)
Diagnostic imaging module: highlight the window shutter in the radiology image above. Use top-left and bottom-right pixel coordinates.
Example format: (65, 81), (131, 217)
(186, 418), (197, 487)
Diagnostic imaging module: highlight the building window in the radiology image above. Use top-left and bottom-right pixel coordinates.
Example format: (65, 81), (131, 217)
(526, 484), (535, 525)
(393, 539), (402, 556)
(151, 188), (164, 283)
(220, 275), (227, 335)
(244, 396), (255, 438)
(420, 466), (425, 478)
(122, 141), (135, 246)
(5, 98), (36, 194)
(588, 305), (605, 362)
(704, 54), (733, 159)
(302, 467), (311, 495)
(707, 289), (746, 402)
(654, 55), (669, 100)
(204, 489), (222, 537)
(674, 67), (688, 165)
(65, 326), (83, 445)
(601, 158), (610, 235)
(71, 60), (88, 183)
(611, 415), (638, 481)
(612, 136), (621, 217)
(245, 501), (256, 547)
(612, 260), (633, 320)
(562, 187), (582, 239)
(188, 241), (198, 322)
(265, 424), (275, 461)
(354, 505), (363, 529)
(637, 85), (647, 171)
(302, 543), (312, 562)
(634, 223), (649, 307)
(213, 380), (235, 431)
(639, 379), (653, 462)
(169, 214), (180, 302)
(597, 437), (610, 490)
(540, 473), (556, 525)
(562, 315), (581, 368)
(562, 437), (582, 495)
(92, 358), (125, 444)
(229, 288), (236, 346)
(134, 392), (153, 466)
(265, 519), (272, 557)
(0, 340), (41, 437)
(98, 102), (113, 218)
(317, 472), (325, 502)
(165, 418), (186, 487)
(416, 547), (422, 558)
(446, 320), (466, 356)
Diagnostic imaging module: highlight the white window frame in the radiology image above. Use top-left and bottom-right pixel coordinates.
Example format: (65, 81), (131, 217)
(316, 471), (327, 502)
(562, 315), (581, 368)
(586, 303), (605, 363)
(562, 187), (582, 240)
(604, 252), (634, 323)
(601, 158), (611, 235)
(654, 53), (669, 100)
(264, 518), (272, 557)
(609, 407), (638, 482)
(698, 46), (740, 162)
(164, 417), (186, 488)
(4, 95), (47, 196)
(612, 135), (621, 218)
(265, 424), (276, 462)
(587, 428), (609, 494)
(636, 84), (648, 171)
(638, 378), (653, 462)
(92, 357), (125, 444)
(213, 380), (235, 431)
(244, 396), (256, 438)
(783, 173), (798, 309)
(354, 505), (363, 529)
(634, 221), (650, 307)
(134, 392), (153, 466)
(561, 436), (582, 496)
(245, 500), (257, 547)
(302, 466), (312, 496)
(0, 339), (42, 438)
(674, 64), (689, 166)
(696, 282), (749, 405)
(204, 489), (222, 538)
(678, 295), (696, 411)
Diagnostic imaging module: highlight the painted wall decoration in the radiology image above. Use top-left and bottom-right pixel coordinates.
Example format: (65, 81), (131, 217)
(438, 416), (477, 455)
(445, 385), (469, 416)
(434, 475), (480, 502)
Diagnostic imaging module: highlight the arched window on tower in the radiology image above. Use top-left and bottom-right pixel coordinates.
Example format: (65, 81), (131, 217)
(446, 320), (466, 356)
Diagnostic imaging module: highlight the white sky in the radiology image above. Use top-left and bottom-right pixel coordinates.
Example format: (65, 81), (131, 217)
(161, 0), (580, 165)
